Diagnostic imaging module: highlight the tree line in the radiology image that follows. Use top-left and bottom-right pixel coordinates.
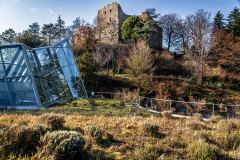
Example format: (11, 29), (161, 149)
(159, 7), (240, 52)
(0, 7), (239, 88)
(0, 15), (89, 48)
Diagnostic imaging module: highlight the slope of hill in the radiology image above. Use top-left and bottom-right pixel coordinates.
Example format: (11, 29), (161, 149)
(0, 99), (239, 160)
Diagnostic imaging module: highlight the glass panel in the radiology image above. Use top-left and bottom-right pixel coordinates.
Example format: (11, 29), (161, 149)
(70, 64), (80, 77)
(8, 76), (38, 106)
(54, 46), (68, 67)
(1, 47), (20, 64)
(62, 41), (76, 65)
(34, 76), (51, 104)
(27, 50), (41, 75)
(0, 79), (11, 106)
(0, 63), (4, 80)
(1, 48), (28, 78)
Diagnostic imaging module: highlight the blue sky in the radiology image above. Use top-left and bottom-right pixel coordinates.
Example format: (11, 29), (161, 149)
(0, 0), (239, 33)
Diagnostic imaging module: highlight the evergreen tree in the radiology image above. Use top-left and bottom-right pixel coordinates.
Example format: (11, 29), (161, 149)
(55, 15), (65, 39)
(28, 22), (41, 36)
(16, 30), (45, 48)
(76, 51), (97, 77)
(42, 23), (58, 45)
(1, 28), (17, 44)
(25, 22), (45, 47)
(227, 7), (240, 36)
(213, 11), (225, 31)
(71, 17), (87, 33)
(121, 16), (144, 40)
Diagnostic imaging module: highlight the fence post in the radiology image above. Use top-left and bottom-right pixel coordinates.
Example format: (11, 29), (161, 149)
(197, 102), (199, 113)
(212, 104), (215, 116)
(150, 99), (153, 110)
(145, 98), (148, 109)
(170, 101), (172, 111)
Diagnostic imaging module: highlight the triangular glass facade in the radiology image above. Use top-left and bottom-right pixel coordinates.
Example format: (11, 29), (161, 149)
(0, 39), (87, 109)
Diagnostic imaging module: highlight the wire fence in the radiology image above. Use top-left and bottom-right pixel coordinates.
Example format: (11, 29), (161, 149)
(88, 91), (240, 118)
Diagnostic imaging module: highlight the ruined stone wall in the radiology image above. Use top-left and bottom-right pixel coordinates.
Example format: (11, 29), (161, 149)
(140, 11), (163, 49)
(97, 2), (128, 44)
(97, 2), (162, 49)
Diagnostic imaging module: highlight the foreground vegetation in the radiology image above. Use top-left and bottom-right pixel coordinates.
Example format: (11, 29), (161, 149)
(0, 99), (240, 160)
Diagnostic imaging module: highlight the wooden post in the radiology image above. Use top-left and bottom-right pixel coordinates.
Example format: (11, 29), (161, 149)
(170, 101), (172, 111)
(212, 104), (215, 116)
(150, 99), (153, 110)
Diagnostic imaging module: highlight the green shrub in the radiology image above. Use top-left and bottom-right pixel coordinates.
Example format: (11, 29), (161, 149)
(88, 99), (96, 107)
(0, 125), (42, 158)
(38, 131), (86, 160)
(134, 146), (161, 160)
(142, 123), (160, 137)
(71, 101), (78, 107)
(33, 124), (49, 135)
(85, 125), (103, 143)
(121, 16), (144, 40)
(76, 51), (97, 77)
(86, 149), (114, 160)
(39, 113), (65, 130)
(8, 154), (30, 160)
(187, 141), (227, 160)
(104, 132), (114, 142)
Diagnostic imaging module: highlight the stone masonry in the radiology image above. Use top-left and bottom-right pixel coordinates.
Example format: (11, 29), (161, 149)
(97, 2), (128, 44)
(97, 2), (162, 49)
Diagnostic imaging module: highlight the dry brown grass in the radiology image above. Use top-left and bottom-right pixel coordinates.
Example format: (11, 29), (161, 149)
(0, 102), (239, 159)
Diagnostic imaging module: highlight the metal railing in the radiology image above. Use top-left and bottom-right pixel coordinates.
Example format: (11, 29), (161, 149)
(88, 91), (240, 118)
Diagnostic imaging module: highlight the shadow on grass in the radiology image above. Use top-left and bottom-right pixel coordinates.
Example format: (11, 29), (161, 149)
(99, 138), (124, 148)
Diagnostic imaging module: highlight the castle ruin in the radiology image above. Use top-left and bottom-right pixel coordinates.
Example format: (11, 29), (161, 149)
(96, 2), (162, 49)
(97, 2), (127, 44)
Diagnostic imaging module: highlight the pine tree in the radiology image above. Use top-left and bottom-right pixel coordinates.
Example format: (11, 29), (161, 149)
(28, 22), (40, 36)
(1, 28), (17, 44)
(213, 11), (225, 31)
(42, 23), (58, 45)
(227, 7), (240, 36)
(55, 15), (66, 39)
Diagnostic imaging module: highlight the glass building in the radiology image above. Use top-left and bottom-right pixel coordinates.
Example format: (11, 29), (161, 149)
(0, 39), (87, 109)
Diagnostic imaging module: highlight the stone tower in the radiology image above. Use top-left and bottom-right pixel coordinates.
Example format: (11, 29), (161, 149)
(140, 11), (163, 50)
(97, 2), (128, 44)
(96, 2), (162, 49)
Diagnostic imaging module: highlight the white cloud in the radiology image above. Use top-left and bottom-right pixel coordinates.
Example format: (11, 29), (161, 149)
(29, 7), (38, 12)
(0, 0), (30, 2)
(29, 7), (54, 16)
(48, 9), (54, 15)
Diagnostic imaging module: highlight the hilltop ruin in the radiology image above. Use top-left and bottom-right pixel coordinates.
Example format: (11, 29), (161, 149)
(96, 2), (162, 49)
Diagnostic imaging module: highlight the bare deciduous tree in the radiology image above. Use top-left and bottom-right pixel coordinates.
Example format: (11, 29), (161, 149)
(126, 40), (154, 88)
(159, 13), (181, 51)
(175, 19), (189, 54)
(185, 9), (212, 85)
(94, 43), (114, 75)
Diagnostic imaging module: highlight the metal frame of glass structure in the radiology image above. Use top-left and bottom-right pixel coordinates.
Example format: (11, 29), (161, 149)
(0, 39), (87, 109)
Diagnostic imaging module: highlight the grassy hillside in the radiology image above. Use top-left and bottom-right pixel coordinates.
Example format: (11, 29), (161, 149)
(0, 99), (240, 160)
